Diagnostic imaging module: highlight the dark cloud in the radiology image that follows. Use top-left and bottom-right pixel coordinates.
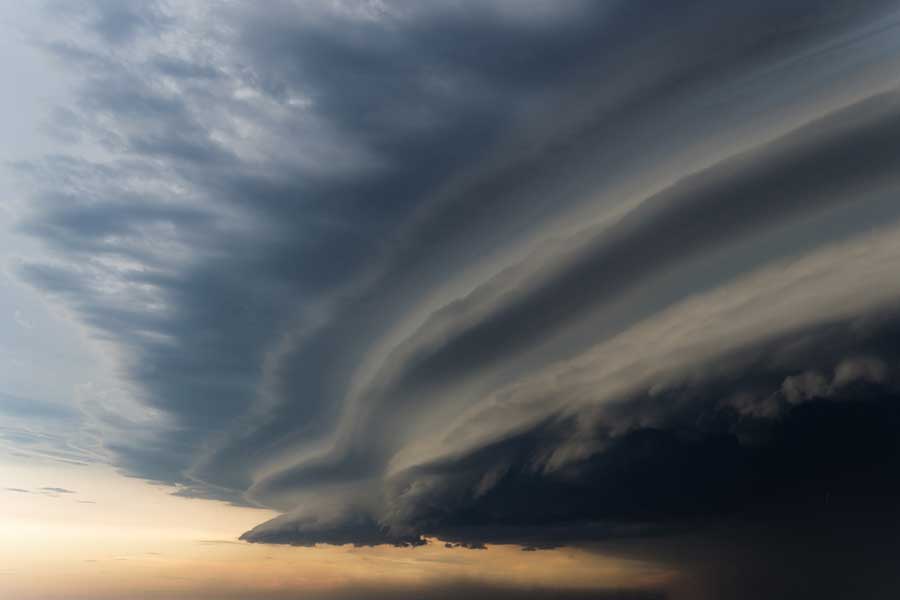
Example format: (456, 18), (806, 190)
(240, 508), (427, 549)
(12, 0), (900, 597)
(242, 312), (900, 597)
(390, 381), (900, 546)
(419, 312), (900, 537)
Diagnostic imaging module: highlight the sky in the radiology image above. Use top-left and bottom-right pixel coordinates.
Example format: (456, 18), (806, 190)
(4, 1), (900, 598)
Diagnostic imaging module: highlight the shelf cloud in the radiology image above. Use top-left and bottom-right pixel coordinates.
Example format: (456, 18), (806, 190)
(13, 1), (900, 597)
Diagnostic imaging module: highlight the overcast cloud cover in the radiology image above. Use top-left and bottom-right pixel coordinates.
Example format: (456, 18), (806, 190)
(8, 0), (900, 597)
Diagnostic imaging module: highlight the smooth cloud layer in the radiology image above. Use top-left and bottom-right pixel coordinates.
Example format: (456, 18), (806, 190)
(11, 0), (900, 597)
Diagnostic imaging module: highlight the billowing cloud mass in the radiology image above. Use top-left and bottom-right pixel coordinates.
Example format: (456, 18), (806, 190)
(12, 0), (900, 597)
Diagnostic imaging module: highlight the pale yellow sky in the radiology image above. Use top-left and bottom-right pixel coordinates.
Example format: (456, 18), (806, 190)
(0, 457), (673, 600)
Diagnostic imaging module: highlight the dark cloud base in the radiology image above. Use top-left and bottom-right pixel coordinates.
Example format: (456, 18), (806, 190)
(244, 310), (900, 547)
(244, 312), (900, 599)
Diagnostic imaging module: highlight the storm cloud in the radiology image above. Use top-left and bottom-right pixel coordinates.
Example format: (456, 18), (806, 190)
(12, 0), (900, 597)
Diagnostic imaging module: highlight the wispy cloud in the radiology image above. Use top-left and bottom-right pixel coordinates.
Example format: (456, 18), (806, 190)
(40, 486), (76, 494)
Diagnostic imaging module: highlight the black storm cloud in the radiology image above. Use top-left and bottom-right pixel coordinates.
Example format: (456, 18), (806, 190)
(14, 1), (900, 597)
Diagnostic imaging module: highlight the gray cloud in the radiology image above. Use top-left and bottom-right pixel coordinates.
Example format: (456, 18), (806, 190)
(41, 487), (75, 494)
(4, 486), (77, 496)
(11, 0), (900, 597)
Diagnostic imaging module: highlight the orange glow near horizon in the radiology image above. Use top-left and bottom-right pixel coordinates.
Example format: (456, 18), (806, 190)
(0, 457), (673, 600)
